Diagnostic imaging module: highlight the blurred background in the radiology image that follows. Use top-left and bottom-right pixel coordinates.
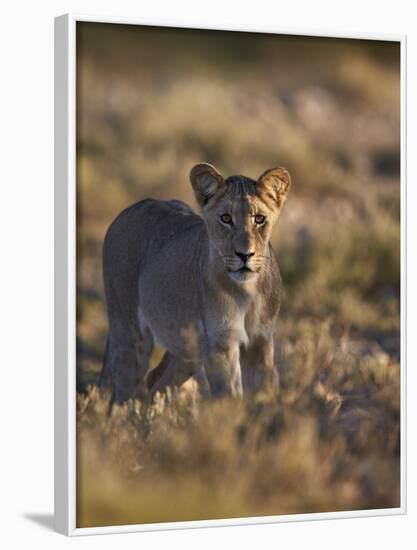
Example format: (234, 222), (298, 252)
(76, 23), (401, 527)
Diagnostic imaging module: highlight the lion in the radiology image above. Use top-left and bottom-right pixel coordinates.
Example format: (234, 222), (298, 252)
(99, 163), (291, 403)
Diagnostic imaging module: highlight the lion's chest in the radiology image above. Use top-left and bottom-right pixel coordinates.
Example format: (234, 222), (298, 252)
(205, 291), (273, 351)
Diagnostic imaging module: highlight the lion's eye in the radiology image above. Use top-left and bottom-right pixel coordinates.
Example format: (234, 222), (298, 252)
(254, 214), (266, 225)
(220, 214), (233, 225)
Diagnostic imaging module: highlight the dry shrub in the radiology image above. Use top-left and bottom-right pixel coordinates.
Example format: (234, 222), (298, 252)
(77, 319), (400, 527)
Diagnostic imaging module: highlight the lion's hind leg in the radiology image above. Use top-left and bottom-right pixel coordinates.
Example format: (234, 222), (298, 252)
(106, 316), (154, 405)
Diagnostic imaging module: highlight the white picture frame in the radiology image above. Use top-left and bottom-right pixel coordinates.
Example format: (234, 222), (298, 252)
(54, 13), (407, 536)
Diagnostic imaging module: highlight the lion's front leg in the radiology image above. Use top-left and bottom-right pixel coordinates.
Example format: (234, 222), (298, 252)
(204, 341), (243, 398)
(240, 334), (279, 395)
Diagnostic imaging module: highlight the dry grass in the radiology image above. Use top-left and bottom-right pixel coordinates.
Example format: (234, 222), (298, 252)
(77, 319), (400, 526)
(75, 24), (401, 527)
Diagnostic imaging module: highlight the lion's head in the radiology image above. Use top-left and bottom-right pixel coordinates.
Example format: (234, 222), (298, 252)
(190, 163), (291, 284)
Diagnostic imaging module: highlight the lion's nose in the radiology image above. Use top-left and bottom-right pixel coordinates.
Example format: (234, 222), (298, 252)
(235, 251), (255, 263)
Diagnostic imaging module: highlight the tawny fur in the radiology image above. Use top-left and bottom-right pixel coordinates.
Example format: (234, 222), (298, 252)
(99, 163), (291, 403)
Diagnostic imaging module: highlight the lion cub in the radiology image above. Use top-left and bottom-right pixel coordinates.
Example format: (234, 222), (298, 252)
(99, 163), (291, 403)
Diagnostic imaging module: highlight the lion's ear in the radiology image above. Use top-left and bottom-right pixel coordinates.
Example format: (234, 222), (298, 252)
(190, 163), (225, 208)
(257, 167), (291, 208)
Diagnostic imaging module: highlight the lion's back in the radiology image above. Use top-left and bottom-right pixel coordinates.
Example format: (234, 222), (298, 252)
(104, 197), (200, 257)
(102, 199), (203, 310)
